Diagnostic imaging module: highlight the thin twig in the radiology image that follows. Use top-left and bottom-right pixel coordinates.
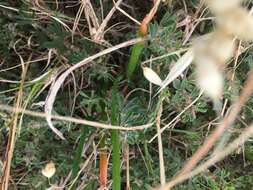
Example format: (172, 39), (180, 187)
(94, 0), (124, 42)
(113, 0), (141, 25)
(149, 91), (203, 143)
(0, 104), (153, 131)
(125, 143), (130, 190)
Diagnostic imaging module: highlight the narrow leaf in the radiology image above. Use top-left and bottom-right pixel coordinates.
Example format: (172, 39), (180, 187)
(72, 127), (89, 179)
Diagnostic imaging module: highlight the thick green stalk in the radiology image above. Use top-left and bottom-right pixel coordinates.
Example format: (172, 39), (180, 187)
(127, 41), (145, 78)
(111, 81), (121, 190)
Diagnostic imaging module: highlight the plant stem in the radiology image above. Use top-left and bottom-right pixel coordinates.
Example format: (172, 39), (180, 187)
(127, 40), (145, 78)
(99, 134), (108, 188)
(111, 81), (121, 190)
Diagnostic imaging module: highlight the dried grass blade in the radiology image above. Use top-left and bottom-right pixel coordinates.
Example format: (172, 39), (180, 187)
(158, 49), (194, 93)
(44, 38), (144, 139)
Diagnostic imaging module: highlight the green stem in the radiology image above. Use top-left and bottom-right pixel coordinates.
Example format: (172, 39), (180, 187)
(127, 41), (145, 79)
(111, 81), (121, 190)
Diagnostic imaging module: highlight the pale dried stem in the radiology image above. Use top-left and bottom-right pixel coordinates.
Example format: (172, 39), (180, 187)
(83, 0), (100, 36)
(221, 40), (242, 116)
(156, 100), (166, 185)
(125, 143), (130, 190)
(44, 37), (145, 139)
(68, 150), (95, 189)
(0, 104), (153, 131)
(158, 123), (253, 190)
(114, 3), (141, 25)
(72, 3), (85, 41)
(93, 0), (124, 42)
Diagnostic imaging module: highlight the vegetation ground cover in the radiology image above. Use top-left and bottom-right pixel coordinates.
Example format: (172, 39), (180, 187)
(0, 0), (253, 189)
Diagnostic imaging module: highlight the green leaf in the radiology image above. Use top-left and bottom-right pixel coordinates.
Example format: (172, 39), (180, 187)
(71, 127), (89, 182)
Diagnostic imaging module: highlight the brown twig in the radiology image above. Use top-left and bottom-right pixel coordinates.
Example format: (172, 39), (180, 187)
(99, 150), (108, 189)
(139, 0), (162, 35)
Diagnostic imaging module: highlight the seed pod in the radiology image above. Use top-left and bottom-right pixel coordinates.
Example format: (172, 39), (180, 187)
(196, 58), (223, 100)
(193, 35), (225, 100)
(205, 0), (241, 14)
(217, 7), (253, 40)
(42, 161), (56, 178)
(193, 31), (235, 66)
(142, 67), (163, 86)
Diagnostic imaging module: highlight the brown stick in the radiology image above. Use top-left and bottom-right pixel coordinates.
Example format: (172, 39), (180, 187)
(99, 150), (108, 188)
